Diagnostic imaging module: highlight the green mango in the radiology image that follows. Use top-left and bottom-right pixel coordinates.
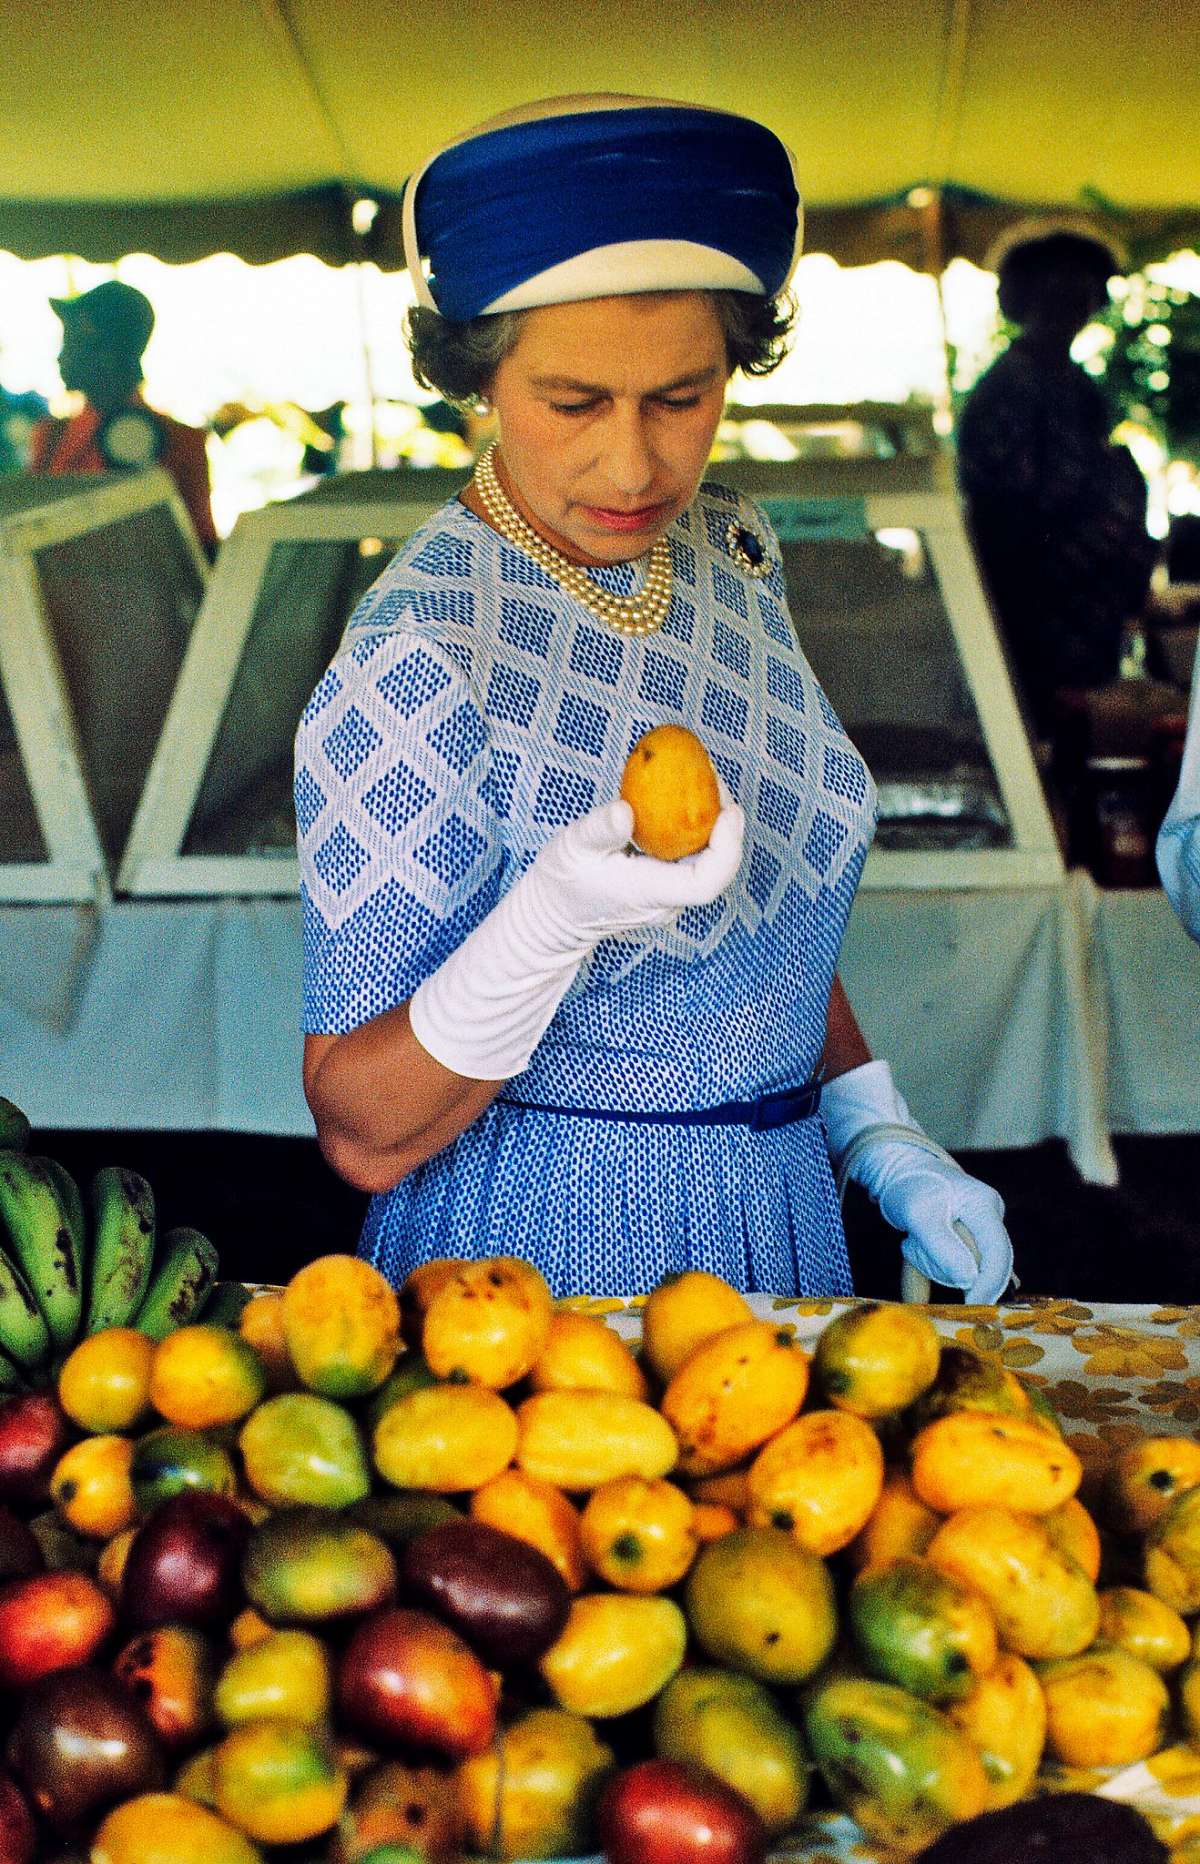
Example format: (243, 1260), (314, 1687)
(347, 1489), (462, 1550)
(805, 1676), (987, 1853)
(242, 1506), (396, 1624)
(848, 1556), (999, 1703)
(215, 1628), (332, 1727)
(132, 1425), (238, 1512)
(239, 1393), (370, 1509)
(654, 1666), (808, 1834)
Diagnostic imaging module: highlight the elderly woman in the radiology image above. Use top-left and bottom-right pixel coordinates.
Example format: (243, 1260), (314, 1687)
(295, 95), (1013, 1302)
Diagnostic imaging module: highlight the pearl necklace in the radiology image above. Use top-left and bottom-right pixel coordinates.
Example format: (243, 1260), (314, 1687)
(471, 443), (673, 639)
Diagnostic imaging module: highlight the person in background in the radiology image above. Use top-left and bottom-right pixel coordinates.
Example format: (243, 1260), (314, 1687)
(30, 280), (217, 556)
(1157, 639), (1200, 940)
(956, 223), (1156, 735)
(296, 93), (1014, 1306)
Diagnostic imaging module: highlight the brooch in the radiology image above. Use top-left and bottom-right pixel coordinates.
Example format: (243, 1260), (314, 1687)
(725, 517), (772, 578)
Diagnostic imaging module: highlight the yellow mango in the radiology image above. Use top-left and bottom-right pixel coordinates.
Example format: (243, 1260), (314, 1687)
(50, 1433), (136, 1539)
(422, 1256), (553, 1390)
(687, 1466), (751, 1512)
(457, 1707), (615, 1860)
(581, 1477), (698, 1593)
(910, 1412), (1082, 1516)
(1043, 1496), (1101, 1582)
(661, 1321), (809, 1477)
(515, 1391), (677, 1491)
(373, 1383), (518, 1492)
(239, 1294), (296, 1395)
(1145, 1485), (1200, 1613)
(620, 723), (720, 862)
(640, 1271), (752, 1385)
(470, 1470), (588, 1592)
(539, 1593), (686, 1717)
(1039, 1647), (1169, 1768)
(927, 1505), (1099, 1660)
(1177, 1658), (1200, 1744)
(529, 1310), (648, 1399)
(813, 1302), (941, 1419)
(685, 1526), (837, 1685)
(1108, 1435), (1200, 1536)
(692, 1500), (739, 1542)
(282, 1255), (401, 1399)
(746, 1409), (884, 1556)
(398, 1256), (460, 1344)
(1097, 1586), (1191, 1672)
(945, 1652), (1046, 1810)
(845, 1469), (941, 1576)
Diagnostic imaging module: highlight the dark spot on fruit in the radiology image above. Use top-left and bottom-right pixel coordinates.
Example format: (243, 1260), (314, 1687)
(764, 1630), (780, 1644)
(947, 1651), (969, 1673)
(406, 1804), (426, 1825)
(612, 1532), (641, 1564)
(771, 1510), (793, 1530)
(775, 1329), (795, 1347)
(488, 1271), (504, 1287)
(57, 1480), (77, 1503)
(1150, 1470), (1175, 1490)
(132, 1677), (153, 1700)
(448, 1367), (470, 1384)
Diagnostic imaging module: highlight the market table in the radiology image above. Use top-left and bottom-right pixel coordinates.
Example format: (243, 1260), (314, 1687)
(4, 874), (1194, 1182)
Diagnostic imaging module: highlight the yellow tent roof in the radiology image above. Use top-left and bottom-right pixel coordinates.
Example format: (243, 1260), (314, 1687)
(3, 0), (1197, 267)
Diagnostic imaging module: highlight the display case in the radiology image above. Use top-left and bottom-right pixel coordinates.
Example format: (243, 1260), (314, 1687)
(120, 470), (464, 895)
(708, 451), (1063, 887)
(0, 468), (207, 901)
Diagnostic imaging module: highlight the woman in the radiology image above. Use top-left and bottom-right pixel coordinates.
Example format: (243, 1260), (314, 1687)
(295, 95), (1012, 1302)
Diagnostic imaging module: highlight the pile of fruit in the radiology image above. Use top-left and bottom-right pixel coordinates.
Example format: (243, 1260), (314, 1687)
(4, 1177), (1200, 1861)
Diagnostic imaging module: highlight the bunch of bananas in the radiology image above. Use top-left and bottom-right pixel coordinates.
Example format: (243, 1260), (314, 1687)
(0, 1096), (221, 1391)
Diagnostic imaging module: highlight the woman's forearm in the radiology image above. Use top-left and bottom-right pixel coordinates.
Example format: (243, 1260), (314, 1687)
(303, 1006), (504, 1194)
(820, 972), (873, 1081)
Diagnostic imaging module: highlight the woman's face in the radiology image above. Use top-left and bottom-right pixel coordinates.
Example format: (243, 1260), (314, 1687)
(487, 292), (731, 567)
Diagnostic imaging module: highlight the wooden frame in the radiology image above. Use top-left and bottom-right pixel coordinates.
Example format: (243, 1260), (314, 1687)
(0, 468), (208, 902)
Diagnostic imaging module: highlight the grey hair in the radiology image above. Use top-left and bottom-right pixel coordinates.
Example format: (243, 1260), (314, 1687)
(407, 290), (796, 409)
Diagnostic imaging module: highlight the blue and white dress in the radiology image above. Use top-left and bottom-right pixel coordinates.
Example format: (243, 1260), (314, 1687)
(295, 480), (877, 1297)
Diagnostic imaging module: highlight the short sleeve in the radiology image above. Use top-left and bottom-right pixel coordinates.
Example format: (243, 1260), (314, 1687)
(295, 629), (505, 1033)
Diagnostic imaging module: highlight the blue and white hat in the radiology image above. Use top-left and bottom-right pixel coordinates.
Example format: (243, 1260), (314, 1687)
(402, 93), (803, 322)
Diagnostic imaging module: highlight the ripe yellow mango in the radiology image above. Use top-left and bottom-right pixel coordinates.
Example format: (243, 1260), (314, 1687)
(927, 1505), (1099, 1660)
(1145, 1484), (1200, 1613)
(539, 1593), (686, 1718)
(529, 1310), (648, 1399)
(814, 1302), (941, 1419)
(1039, 1647), (1169, 1768)
(580, 1477), (698, 1593)
(661, 1321), (809, 1476)
(457, 1707), (615, 1860)
(640, 1271), (753, 1385)
(945, 1652), (1046, 1810)
(685, 1526), (837, 1684)
(372, 1383), (518, 1492)
(620, 724), (720, 861)
(1043, 1496), (1101, 1582)
(422, 1256), (553, 1390)
(845, 1469), (941, 1577)
(910, 1411), (1082, 1516)
(470, 1469), (588, 1592)
(515, 1391), (677, 1491)
(1106, 1435), (1200, 1535)
(746, 1409), (885, 1556)
(1097, 1586), (1191, 1672)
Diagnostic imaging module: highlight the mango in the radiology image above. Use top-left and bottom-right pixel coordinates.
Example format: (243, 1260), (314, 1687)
(58, 1327), (154, 1433)
(904, 1345), (1035, 1436)
(470, 1469), (587, 1592)
(242, 1507), (396, 1624)
(1145, 1484), (1200, 1613)
(580, 1476), (698, 1592)
(944, 1652), (1046, 1810)
(215, 1630), (332, 1727)
(813, 1302), (941, 1419)
(50, 1432), (136, 1538)
(364, 1353), (438, 1434)
(213, 1720), (347, 1845)
(539, 1592), (686, 1717)
(620, 723), (720, 861)
(333, 1759), (466, 1864)
(456, 1707), (615, 1860)
(398, 1257), (460, 1344)
(1110, 1435), (1200, 1536)
(530, 1311), (648, 1399)
(661, 1321), (808, 1476)
(1097, 1586), (1191, 1672)
(1038, 1647), (1169, 1767)
(516, 1390), (676, 1490)
(131, 1426), (238, 1512)
(746, 1409), (884, 1555)
(927, 1505), (1099, 1660)
(348, 1490), (462, 1551)
(845, 1469), (940, 1576)
(1177, 1658), (1200, 1744)
(282, 1255), (401, 1399)
(150, 1326), (268, 1430)
(640, 1270), (752, 1385)
(685, 1526), (837, 1684)
(239, 1393), (370, 1510)
(849, 1556), (999, 1703)
(113, 1624), (219, 1751)
(910, 1411), (1082, 1515)
(422, 1256), (553, 1390)
(374, 1383), (518, 1492)
(1043, 1496), (1101, 1581)
(91, 1793), (263, 1864)
(238, 1293), (295, 1394)
(654, 1667), (808, 1834)
(804, 1676), (987, 1853)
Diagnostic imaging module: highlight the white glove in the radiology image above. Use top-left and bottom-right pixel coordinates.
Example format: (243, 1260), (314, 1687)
(409, 795), (745, 1080)
(823, 1059), (1014, 1303)
(1157, 648), (1200, 941)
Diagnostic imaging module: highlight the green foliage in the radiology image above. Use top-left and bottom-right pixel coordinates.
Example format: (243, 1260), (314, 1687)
(1095, 278), (1200, 464)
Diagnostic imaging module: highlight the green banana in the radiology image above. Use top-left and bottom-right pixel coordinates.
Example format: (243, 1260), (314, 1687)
(0, 1099), (30, 1151)
(134, 1227), (220, 1342)
(0, 1242), (51, 1369)
(200, 1281), (253, 1329)
(0, 1339), (29, 1392)
(86, 1166), (156, 1333)
(0, 1152), (83, 1351)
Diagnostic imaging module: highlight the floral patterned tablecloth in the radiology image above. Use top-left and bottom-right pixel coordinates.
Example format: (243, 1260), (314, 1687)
(545, 1294), (1200, 1862)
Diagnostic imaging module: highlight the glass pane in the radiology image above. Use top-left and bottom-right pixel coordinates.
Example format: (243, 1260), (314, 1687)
(33, 499), (202, 864)
(767, 506), (1012, 852)
(0, 679), (47, 863)
(183, 536), (400, 857)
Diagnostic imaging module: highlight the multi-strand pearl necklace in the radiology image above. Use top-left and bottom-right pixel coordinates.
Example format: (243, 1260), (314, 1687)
(471, 443), (673, 639)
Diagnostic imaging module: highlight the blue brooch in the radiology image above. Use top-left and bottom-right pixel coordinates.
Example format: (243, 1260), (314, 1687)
(725, 517), (771, 578)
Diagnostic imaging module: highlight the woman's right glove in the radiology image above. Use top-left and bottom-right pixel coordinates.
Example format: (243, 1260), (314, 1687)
(409, 795), (745, 1081)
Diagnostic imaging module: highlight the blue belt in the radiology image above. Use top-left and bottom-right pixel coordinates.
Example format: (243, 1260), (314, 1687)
(497, 1079), (822, 1133)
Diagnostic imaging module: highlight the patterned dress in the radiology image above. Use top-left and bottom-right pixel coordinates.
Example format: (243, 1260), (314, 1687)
(295, 480), (877, 1297)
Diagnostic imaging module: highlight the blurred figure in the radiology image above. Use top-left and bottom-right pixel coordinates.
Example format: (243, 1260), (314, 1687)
(956, 224), (1155, 734)
(30, 280), (217, 556)
(1157, 638), (1200, 939)
(0, 378), (48, 475)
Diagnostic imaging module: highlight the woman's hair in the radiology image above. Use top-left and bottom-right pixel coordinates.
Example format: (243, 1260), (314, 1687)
(407, 290), (796, 408)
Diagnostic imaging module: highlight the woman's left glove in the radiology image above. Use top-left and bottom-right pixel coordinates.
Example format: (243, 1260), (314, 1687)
(822, 1059), (1014, 1303)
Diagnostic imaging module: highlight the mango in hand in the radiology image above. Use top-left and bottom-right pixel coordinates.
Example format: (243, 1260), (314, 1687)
(620, 725), (720, 861)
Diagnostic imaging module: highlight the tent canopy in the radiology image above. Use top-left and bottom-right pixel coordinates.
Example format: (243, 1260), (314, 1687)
(3, 0), (1198, 269)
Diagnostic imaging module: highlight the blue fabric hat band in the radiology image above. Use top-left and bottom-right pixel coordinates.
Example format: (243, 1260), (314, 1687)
(407, 104), (801, 322)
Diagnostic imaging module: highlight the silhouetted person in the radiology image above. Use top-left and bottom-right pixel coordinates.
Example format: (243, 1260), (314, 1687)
(957, 226), (1155, 734)
(30, 280), (217, 556)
